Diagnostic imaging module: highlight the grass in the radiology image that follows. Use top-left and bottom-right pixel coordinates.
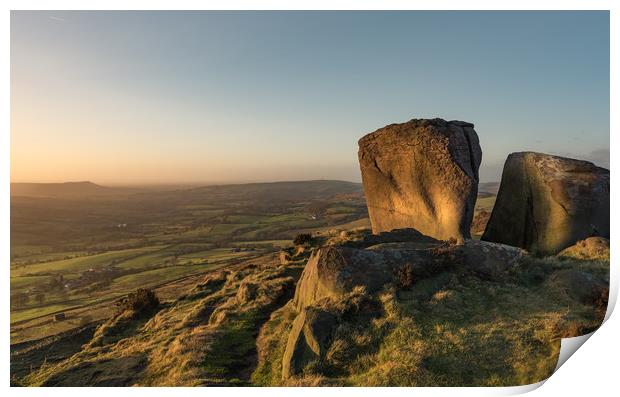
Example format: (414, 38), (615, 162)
(11, 250), (90, 266)
(110, 263), (221, 291)
(11, 304), (74, 323)
(10, 240), (264, 330)
(359, 283), (562, 386)
(10, 275), (53, 290)
(15, 254), (304, 386)
(325, 205), (359, 215)
(176, 248), (256, 263)
(202, 311), (262, 382)
(11, 180), (368, 345)
(115, 251), (175, 270)
(254, 253), (607, 387)
(252, 304), (297, 386)
(10, 248), (256, 330)
(475, 196), (496, 212)
(12, 180), (608, 387)
(232, 240), (293, 248)
(225, 214), (269, 224)
(11, 246), (161, 277)
(12, 240), (608, 386)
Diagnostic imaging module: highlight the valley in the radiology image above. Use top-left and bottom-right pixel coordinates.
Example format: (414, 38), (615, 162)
(10, 180), (370, 342)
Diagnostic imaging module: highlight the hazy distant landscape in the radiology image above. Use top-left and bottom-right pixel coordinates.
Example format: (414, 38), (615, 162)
(10, 179), (501, 342)
(10, 179), (511, 384)
(11, 176), (610, 387)
(10, 180), (371, 337)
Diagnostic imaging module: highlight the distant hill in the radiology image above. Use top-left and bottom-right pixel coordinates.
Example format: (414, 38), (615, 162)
(122, 180), (365, 207)
(478, 182), (500, 196)
(11, 180), (363, 200)
(10, 182), (130, 198)
(184, 180), (363, 201)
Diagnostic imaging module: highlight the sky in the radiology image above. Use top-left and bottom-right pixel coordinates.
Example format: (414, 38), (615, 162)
(11, 11), (609, 185)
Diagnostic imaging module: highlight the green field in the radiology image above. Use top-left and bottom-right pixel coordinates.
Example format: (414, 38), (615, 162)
(11, 247), (162, 277)
(10, 180), (369, 335)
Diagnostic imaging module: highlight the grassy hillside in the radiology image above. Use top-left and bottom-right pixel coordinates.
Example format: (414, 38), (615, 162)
(11, 180), (492, 342)
(10, 180), (369, 342)
(15, 179), (590, 387)
(11, 232), (608, 387)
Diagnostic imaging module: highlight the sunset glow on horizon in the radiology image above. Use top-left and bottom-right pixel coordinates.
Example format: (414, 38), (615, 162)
(11, 11), (610, 185)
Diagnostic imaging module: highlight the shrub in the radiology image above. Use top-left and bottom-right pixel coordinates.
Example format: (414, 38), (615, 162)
(394, 263), (414, 289)
(116, 288), (160, 315)
(294, 233), (312, 246)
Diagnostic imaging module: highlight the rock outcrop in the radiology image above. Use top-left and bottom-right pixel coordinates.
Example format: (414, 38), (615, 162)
(282, 230), (526, 379)
(358, 118), (482, 242)
(482, 152), (609, 255)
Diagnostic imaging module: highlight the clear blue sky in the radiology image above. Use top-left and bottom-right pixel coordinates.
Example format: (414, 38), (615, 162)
(11, 11), (609, 184)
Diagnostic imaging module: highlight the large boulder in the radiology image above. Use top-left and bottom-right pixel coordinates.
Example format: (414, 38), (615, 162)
(482, 152), (609, 255)
(358, 118), (482, 242)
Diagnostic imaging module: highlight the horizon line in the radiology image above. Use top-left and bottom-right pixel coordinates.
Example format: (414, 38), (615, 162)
(9, 178), (503, 188)
(9, 178), (364, 188)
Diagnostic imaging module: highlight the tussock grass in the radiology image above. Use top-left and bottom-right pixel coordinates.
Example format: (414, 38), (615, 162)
(16, 239), (608, 387)
(256, 253), (608, 386)
(18, 255), (305, 386)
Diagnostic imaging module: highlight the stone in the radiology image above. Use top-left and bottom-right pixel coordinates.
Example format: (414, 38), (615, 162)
(358, 118), (482, 241)
(292, 246), (399, 311)
(359, 227), (439, 246)
(454, 240), (526, 281)
(281, 308), (337, 379)
(482, 152), (609, 255)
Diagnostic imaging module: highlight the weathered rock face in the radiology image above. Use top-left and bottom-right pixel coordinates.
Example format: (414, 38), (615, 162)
(358, 118), (482, 242)
(482, 152), (609, 256)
